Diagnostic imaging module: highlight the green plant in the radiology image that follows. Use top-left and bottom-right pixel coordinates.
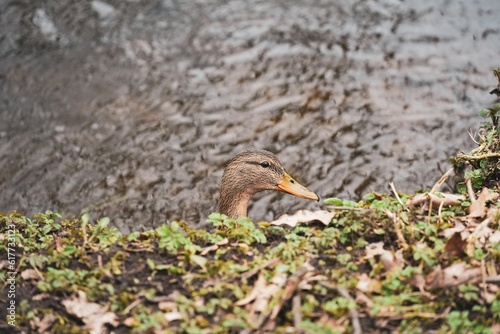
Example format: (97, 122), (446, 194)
(208, 213), (267, 244)
(156, 222), (200, 254)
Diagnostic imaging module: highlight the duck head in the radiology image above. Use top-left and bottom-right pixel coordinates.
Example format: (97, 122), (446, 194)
(218, 149), (319, 218)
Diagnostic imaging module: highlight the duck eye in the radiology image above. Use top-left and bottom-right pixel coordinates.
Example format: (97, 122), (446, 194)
(260, 161), (270, 168)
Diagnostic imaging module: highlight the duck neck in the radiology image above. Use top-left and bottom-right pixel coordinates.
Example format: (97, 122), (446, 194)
(218, 187), (255, 219)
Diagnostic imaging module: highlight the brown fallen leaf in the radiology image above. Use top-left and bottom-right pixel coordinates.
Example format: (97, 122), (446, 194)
(426, 263), (482, 289)
(466, 217), (495, 257)
(271, 263), (314, 319)
(490, 230), (500, 244)
(235, 271), (289, 331)
(270, 210), (335, 227)
(158, 301), (177, 311)
(468, 188), (499, 218)
(364, 242), (404, 272)
(442, 232), (466, 259)
(62, 291), (118, 334)
(30, 313), (57, 334)
(123, 317), (136, 327)
(487, 206), (499, 220)
(21, 269), (42, 280)
(442, 221), (466, 238)
(164, 311), (183, 322)
(236, 272), (287, 312)
(356, 273), (382, 293)
(32, 293), (51, 301)
(200, 238), (229, 255)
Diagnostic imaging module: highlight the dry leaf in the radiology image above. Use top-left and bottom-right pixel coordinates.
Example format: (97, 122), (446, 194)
(30, 313), (57, 333)
(32, 293), (51, 301)
(270, 210), (335, 227)
(21, 269), (41, 280)
(468, 188), (498, 218)
(62, 291), (118, 334)
(257, 273), (287, 313)
(236, 271), (288, 318)
(164, 311), (183, 322)
(298, 274), (326, 290)
(466, 217), (495, 256)
(364, 242), (386, 258)
(487, 206), (499, 220)
(426, 263), (481, 289)
(490, 230), (500, 244)
(123, 317), (136, 327)
(364, 242), (404, 272)
(442, 221), (466, 238)
(200, 238), (229, 255)
(408, 274), (427, 294)
(270, 266), (314, 319)
(158, 301), (177, 311)
(356, 273), (382, 293)
(442, 232), (466, 259)
(235, 273), (268, 306)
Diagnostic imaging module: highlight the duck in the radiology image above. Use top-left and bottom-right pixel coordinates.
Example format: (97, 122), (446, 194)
(218, 149), (319, 218)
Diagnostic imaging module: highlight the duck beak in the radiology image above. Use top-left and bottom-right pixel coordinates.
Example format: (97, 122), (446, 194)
(276, 172), (319, 201)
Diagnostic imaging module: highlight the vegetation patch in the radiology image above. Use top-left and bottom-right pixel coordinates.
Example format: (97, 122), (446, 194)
(1, 186), (499, 334)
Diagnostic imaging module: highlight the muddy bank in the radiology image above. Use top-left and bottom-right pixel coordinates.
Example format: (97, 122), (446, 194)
(0, 0), (499, 232)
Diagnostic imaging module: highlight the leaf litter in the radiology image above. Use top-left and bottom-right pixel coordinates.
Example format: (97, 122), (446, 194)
(1, 177), (499, 333)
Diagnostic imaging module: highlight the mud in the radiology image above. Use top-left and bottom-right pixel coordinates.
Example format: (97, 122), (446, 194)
(1, 0), (499, 232)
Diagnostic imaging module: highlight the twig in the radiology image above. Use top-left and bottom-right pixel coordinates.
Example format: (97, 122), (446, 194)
(386, 210), (409, 250)
(486, 275), (500, 284)
(292, 295), (302, 331)
(429, 168), (454, 194)
(466, 218), (491, 257)
(323, 206), (371, 212)
(455, 152), (500, 161)
(375, 310), (447, 319)
(467, 129), (480, 145)
(335, 286), (362, 334)
(31, 265), (45, 281)
(123, 298), (143, 314)
(437, 200), (445, 223)
(470, 142), (487, 155)
(121, 245), (154, 252)
(319, 282), (362, 334)
(389, 182), (409, 211)
(426, 195), (433, 226)
(481, 259), (487, 296)
(270, 266), (309, 319)
(466, 178), (476, 203)
(241, 258), (281, 279)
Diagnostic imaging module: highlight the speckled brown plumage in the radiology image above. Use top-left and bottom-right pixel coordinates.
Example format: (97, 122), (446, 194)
(218, 149), (318, 218)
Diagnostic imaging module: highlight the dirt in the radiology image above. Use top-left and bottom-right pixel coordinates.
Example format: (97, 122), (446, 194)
(1, 0), (499, 232)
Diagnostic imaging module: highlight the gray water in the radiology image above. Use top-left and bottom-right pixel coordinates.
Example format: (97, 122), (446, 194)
(1, 0), (498, 232)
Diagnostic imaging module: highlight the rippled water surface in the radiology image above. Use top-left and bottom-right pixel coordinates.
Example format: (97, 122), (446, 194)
(1, 0), (499, 232)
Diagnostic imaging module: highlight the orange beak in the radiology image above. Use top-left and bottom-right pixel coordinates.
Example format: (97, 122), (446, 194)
(276, 172), (319, 201)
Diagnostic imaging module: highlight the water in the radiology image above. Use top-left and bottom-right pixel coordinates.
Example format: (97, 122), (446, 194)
(1, 0), (498, 232)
